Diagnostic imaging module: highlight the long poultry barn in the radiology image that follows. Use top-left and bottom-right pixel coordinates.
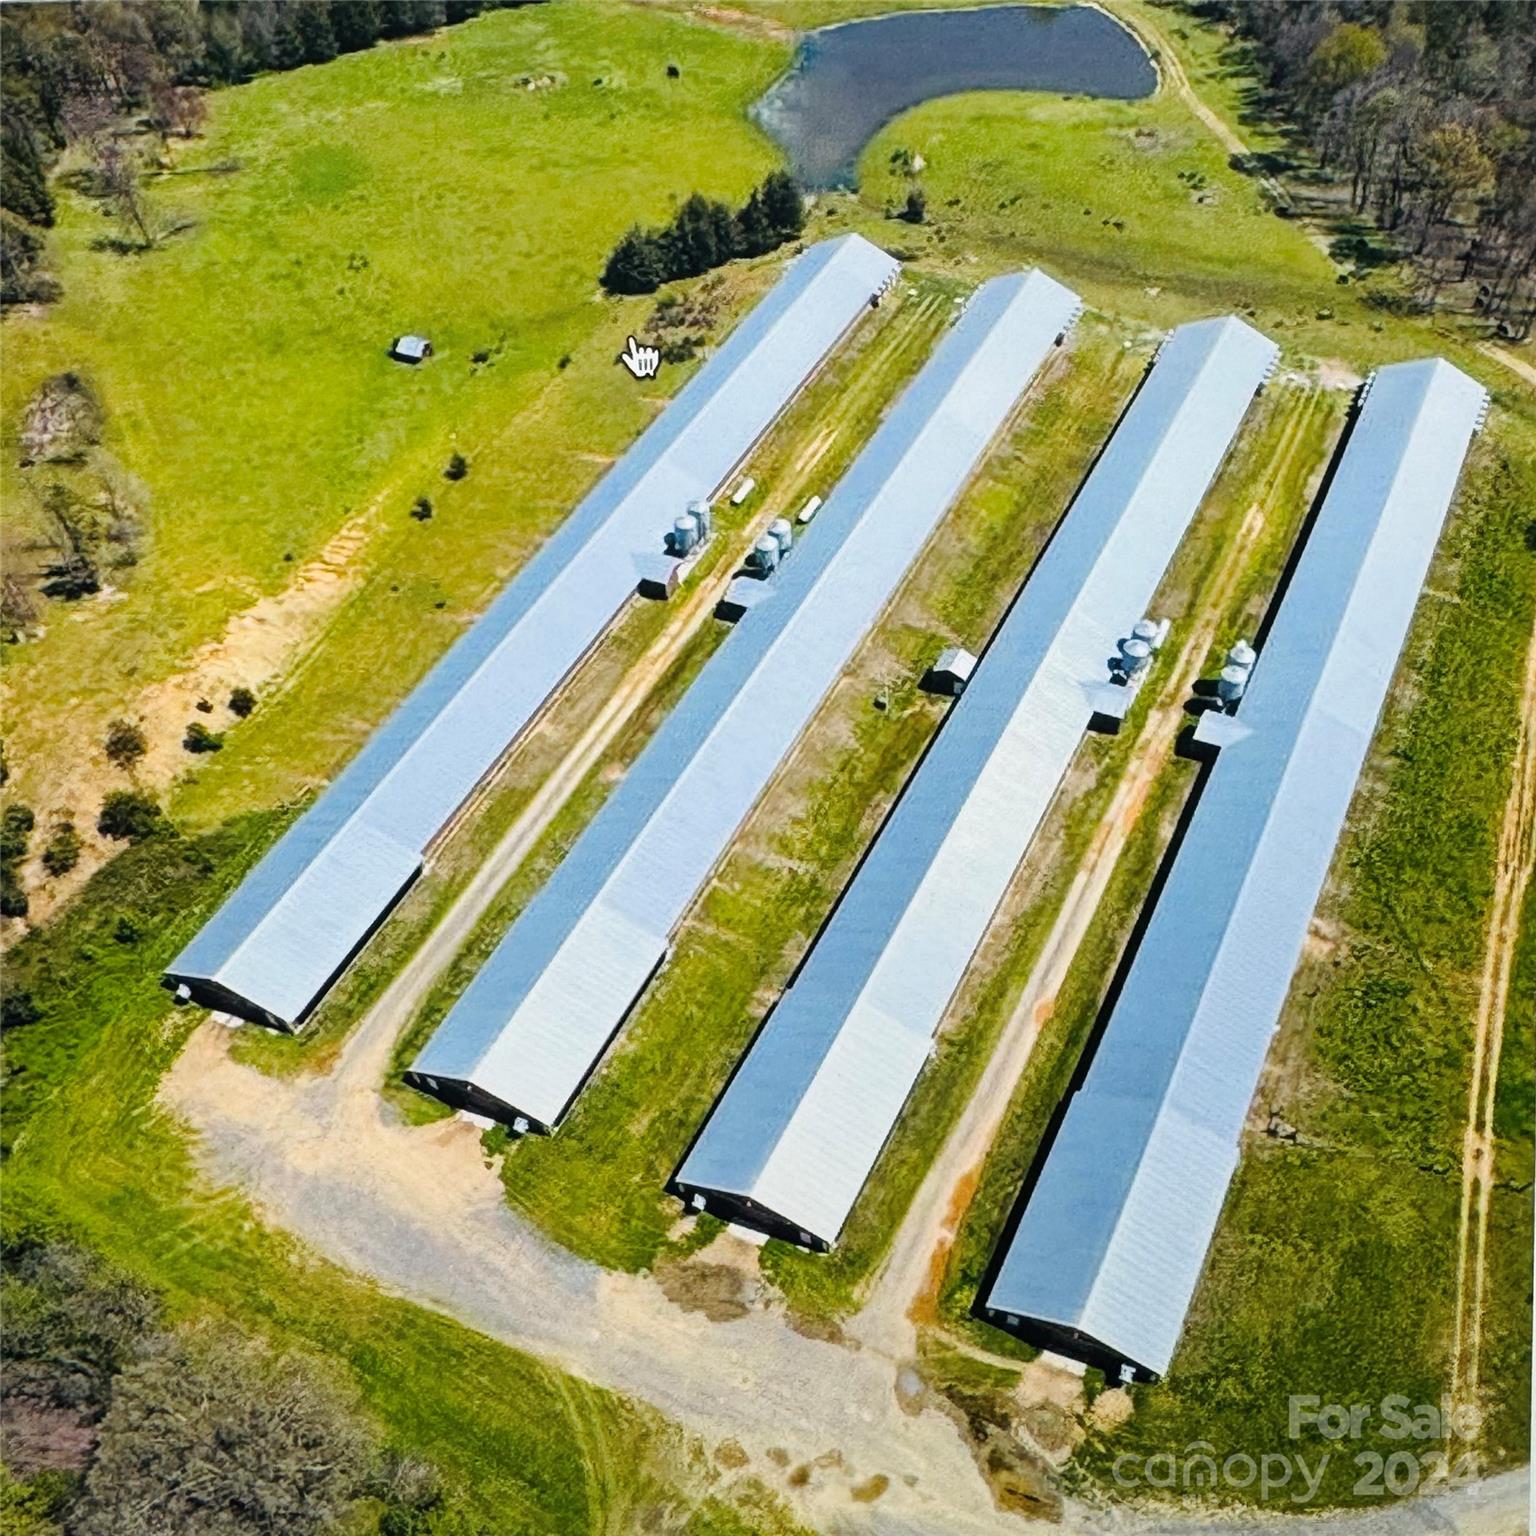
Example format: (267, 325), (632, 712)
(406, 268), (1084, 1131)
(981, 356), (1489, 1383)
(161, 234), (899, 1031)
(672, 315), (1279, 1251)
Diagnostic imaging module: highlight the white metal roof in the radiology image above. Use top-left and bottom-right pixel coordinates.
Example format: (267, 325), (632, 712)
(409, 268), (1085, 1129)
(984, 356), (1488, 1378)
(164, 235), (899, 1027)
(674, 316), (1280, 1247)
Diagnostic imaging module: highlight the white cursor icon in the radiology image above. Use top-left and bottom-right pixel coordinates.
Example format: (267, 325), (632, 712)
(619, 334), (660, 380)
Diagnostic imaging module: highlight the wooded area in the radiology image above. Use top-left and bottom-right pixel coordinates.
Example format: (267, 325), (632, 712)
(1192, 0), (1536, 335)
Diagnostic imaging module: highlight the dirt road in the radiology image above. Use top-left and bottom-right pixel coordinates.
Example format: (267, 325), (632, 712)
(1103, 2), (1294, 212)
(1477, 341), (1536, 395)
(1449, 608), (1536, 1420)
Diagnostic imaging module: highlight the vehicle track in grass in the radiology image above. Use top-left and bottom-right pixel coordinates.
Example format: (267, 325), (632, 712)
(1449, 606), (1536, 1428)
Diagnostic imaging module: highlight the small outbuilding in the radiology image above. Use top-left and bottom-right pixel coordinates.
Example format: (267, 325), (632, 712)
(716, 573), (775, 624)
(390, 334), (434, 365)
(922, 646), (976, 697)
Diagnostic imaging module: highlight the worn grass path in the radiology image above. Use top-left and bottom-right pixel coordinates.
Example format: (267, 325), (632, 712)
(1450, 607), (1536, 1423)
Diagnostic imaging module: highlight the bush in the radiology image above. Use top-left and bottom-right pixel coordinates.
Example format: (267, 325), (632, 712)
(443, 452), (467, 482)
(97, 791), (162, 843)
(900, 186), (927, 224)
(40, 819), (80, 877)
(1, 803), (35, 863)
(227, 686), (256, 719)
(1, 1235), (161, 1417)
(410, 496), (433, 522)
(0, 866), (28, 918)
(601, 227), (666, 295)
(0, 989), (42, 1032)
(104, 719), (147, 770)
(182, 722), (223, 754)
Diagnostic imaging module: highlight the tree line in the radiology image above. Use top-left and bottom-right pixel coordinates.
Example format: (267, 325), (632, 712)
(1192, 0), (1536, 337)
(1, 1), (534, 305)
(601, 170), (808, 295)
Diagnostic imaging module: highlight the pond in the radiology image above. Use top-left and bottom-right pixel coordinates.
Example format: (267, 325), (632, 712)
(753, 5), (1156, 189)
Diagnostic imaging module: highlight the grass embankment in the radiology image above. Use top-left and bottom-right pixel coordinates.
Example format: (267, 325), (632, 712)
(1033, 435), (1536, 1507)
(0, 822), (805, 1534)
(1, 1), (790, 832)
(472, 322), (1142, 1272)
(230, 275), (954, 1079)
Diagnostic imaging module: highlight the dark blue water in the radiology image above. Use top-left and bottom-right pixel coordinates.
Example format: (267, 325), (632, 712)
(754, 5), (1155, 188)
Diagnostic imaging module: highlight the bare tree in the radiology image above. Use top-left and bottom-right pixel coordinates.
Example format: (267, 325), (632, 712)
(93, 138), (159, 249)
(69, 1327), (373, 1536)
(149, 81), (206, 140)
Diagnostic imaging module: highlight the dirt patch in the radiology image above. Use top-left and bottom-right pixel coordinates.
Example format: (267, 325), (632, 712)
(1018, 1400), (1079, 1462)
(12, 507), (378, 931)
(714, 1438), (749, 1470)
(1089, 1385), (1134, 1431)
(895, 1365), (927, 1417)
(689, 4), (795, 43)
(785, 1308), (849, 1347)
(906, 1162), (981, 1332)
(1018, 1358), (1086, 1418)
(654, 1259), (756, 1322)
(979, 1431), (1062, 1521)
(1301, 914), (1343, 962)
(850, 1472), (890, 1503)
(0, 1394), (98, 1476)
(1316, 357), (1364, 392)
